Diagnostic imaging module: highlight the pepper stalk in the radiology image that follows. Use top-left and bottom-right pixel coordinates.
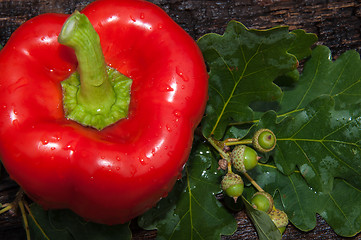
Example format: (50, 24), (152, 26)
(59, 11), (132, 130)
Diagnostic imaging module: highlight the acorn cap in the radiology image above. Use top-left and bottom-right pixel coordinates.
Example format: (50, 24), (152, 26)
(221, 172), (244, 201)
(252, 129), (276, 153)
(268, 208), (288, 229)
(231, 145), (259, 173)
(221, 172), (243, 191)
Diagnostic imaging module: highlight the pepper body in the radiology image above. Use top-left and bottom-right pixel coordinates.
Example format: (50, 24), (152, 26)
(0, 0), (208, 224)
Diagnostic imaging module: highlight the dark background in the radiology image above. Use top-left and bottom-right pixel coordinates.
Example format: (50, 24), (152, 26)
(1, 0), (361, 239)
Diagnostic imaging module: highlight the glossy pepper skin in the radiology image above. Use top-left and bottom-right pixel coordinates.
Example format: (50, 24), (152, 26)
(0, 0), (208, 225)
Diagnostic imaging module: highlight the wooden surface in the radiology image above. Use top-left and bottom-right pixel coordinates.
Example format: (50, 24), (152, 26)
(1, 0), (361, 239)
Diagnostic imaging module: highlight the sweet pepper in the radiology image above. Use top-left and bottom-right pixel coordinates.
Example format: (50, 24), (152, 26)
(0, 0), (208, 224)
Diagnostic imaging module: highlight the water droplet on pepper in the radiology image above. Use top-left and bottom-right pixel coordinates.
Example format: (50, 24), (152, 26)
(176, 67), (189, 82)
(12, 119), (19, 128)
(173, 110), (181, 117)
(163, 85), (174, 92)
(166, 125), (172, 132)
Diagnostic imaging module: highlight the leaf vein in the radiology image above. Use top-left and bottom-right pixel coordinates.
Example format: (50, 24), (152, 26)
(295, 52), (322, 110)
(293, 141), (321, 180)
(328, 193), (354, 230)
(321, 142), (361, 177)
(329, 55), (350, 95)
(287, 176), (308, 224)
(209, 41), (264, 136)
(334, 78), (361, 97)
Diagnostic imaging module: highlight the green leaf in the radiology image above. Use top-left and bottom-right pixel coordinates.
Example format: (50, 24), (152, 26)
(198, 20), (298, 139)
(318, 179), (361, 236)
(288, 29), (318, 61)
(247, 95), (361, 236)
(250, 164), (361, 237)
(242, 197), (282, 240)
(279, 46), (361, 116)
(27, 203), (131, 240)
(27, 204), (73, 240)
(249, 165), (318, 232)
(258, 96), (361, 193)
(137, 176), (185, 232)
(242, 45), (361, 237)
(273, 30), (317, 89)
(138, 138), (237, 240)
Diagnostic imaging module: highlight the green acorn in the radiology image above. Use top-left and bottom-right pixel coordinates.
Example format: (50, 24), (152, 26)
(230, 145), (260, 173)
(252, 129), (276, 153)
(251, 191), (274, 213)
(221, 172), (244, 202)
(268, 208), (288, 234)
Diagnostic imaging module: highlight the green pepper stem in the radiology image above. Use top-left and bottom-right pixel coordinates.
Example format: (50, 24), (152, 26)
(58, 11), (132, 130)
(58, 11), (115, 115)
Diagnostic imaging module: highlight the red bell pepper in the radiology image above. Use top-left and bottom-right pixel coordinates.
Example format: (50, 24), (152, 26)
(0, 0), (208, 225)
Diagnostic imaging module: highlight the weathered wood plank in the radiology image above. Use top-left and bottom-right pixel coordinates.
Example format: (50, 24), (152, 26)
(1, 1), (361, 239)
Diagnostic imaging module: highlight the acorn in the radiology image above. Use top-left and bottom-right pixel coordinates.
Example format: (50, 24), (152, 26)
(221, 172), (244, 202)
(251, 191), (274, 213)
(230, 145), (260, 173)
(252, 129), (276, 153)
(218, 159), (228, 170)
(268, 208), (288, 234)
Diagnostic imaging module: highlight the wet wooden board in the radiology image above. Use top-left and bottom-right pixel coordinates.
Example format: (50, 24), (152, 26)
(1, 0), (361, 239)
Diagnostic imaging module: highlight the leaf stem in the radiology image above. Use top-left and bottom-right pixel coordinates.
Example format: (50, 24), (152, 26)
(228, 119), (259, 126)
(207, 137), (234, 173)
(207, 137), (229, 160)
(0, 188), (25, 215)
(0, 204), (13, 214)
(18, 200), (31, 240)
(23, 202), (51, 240)
(243, 172), (264, 192)
(276, 108), (304, 118)
(224, 138), (252, 146)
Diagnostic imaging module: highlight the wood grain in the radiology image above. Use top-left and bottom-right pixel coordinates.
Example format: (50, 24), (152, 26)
(1, 0), (361, 239)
